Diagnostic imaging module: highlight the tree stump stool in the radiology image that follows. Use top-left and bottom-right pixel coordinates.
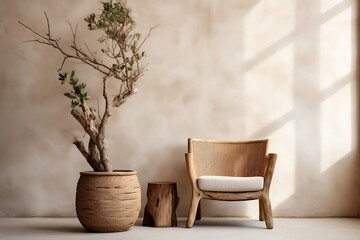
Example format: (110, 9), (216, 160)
(142, 182), (179, 227)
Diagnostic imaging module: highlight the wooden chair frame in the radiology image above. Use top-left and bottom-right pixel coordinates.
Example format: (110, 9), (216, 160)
(185, 138), (277, 229)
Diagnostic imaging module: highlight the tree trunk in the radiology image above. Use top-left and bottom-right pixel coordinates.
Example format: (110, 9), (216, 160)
(143, 182), (179, 227)
(97, 132), (112, 172)
(88, 139), (105, 171)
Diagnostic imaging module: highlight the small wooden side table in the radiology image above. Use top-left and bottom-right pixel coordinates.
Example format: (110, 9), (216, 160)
(142, 182), (179, 227)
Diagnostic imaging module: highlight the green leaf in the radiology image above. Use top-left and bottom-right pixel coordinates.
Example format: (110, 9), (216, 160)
(71, 100), (79, 108)
(74, 85), (81, 95)
(80, 88), (86, 96)
(70, 77), (78, 86)
(58, 73), (65, 80)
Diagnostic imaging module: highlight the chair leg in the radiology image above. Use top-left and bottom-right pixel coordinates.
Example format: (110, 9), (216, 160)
(186, 195), (201, 228)
(259, 199), (265, 221)
(260, 194), (273, 229)
(196, 200), (201, 220)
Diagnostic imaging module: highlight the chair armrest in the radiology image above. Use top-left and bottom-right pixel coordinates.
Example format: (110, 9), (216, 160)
(185, 153), (198, 187)
(263, 153), (277, 192)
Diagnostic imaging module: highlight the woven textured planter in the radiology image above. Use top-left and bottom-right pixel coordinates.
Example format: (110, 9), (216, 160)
(76, 170), (141, 232)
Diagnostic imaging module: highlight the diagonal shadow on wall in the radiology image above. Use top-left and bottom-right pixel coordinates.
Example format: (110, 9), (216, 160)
(136, 0), (359, 218)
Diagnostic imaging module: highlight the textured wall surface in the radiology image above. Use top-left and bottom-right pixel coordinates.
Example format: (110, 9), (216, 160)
(0, 0), (359, 217)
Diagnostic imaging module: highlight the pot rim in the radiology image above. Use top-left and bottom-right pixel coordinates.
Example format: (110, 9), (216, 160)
(80, 170), (137, 176)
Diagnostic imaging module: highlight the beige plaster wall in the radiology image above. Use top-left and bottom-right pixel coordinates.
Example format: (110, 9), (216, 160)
(0, 0), (359, 217)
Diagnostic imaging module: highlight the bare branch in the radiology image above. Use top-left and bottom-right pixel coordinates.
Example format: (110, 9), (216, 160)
(73, 138), (105, 171)
(22, 39), (52, 46)
(44, 12), (51, 37)
(68, 20), (76, 38)
(18, 21), (46, 40)
(71, 108), (98, 142)
(73, 139), (89, 159)
(84, 42), (97, 60)
(58, 56), (70, 71)
(20, 15), (113, 76)
(136, 26), (157, 52)
(68, 21), (80, 56)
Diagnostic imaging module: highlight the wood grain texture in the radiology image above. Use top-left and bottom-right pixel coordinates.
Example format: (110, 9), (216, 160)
(185, 138), (277, 229)
(143, 182), (179, 227)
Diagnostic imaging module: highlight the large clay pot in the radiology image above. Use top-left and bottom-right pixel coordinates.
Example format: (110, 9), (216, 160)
(76, 170), (141, 232)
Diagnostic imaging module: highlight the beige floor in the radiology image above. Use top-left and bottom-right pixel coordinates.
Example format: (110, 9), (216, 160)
(0, 217), (359, 240)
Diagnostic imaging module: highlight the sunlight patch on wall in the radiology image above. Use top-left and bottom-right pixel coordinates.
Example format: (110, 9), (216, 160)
(319, 6), (352, 91)
(269, 120), (296, 208)
(319, 3), (352, 173)
(243, 0), (294, 62)
(245, 44), (294, 137)
(320, 83), (351, 172)
(321, 0), (347, 14)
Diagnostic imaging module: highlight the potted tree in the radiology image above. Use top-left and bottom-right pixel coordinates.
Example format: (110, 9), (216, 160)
(19, 0), (152, 232)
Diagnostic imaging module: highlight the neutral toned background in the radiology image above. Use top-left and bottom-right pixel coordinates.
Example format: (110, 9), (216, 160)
(0, 0), (359, 217)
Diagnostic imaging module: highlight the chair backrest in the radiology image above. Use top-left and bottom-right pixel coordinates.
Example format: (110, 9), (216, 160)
(188, 138), (269, 177)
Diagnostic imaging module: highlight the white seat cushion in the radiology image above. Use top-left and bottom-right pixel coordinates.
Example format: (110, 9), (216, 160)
(197, 176), (264, 192)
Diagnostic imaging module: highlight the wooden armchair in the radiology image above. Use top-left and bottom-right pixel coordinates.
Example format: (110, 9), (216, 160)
(185, 138), (277, 229)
